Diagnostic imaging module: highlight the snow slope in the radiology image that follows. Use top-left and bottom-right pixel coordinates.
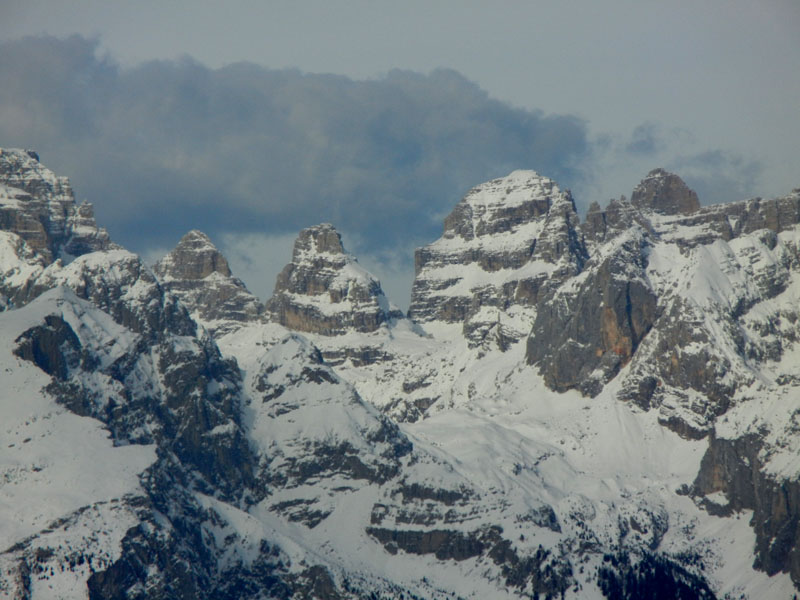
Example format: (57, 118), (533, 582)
(0, 288), (155, 598)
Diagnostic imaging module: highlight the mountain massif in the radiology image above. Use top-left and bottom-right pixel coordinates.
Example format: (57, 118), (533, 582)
(1, 148), (799, 599)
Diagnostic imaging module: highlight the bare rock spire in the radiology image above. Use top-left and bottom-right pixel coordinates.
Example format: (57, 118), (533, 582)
(266, 223), (402, 335)
(631, 168), (700, 215)
(154, 230), (262, 334)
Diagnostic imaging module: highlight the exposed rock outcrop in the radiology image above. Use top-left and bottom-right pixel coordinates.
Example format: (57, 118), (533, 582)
(0, 148), (114, 262)
(156, 229), (233, 280)
(366, 525), (572, 598)
(527, 228), (657, 397)
(154, 230), (263, 335)
(693, 434), (800, 586)
(631, 168), (701, 216)
(3, 150), (800, 598)
(265, 223), (403, 335)
(581, 195), (638, 248)
(409, 170), (587, 348)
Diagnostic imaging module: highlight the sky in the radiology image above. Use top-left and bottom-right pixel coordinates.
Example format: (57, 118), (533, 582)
(1, 1), (798, 308)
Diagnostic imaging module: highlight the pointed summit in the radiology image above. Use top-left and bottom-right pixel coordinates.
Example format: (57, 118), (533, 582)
(266, 223), (402, 335)
(154, 230), (262, 334)
(291, 222), (345, 257)
(154, 230), (232, 280)
(631, 168), (700, 215)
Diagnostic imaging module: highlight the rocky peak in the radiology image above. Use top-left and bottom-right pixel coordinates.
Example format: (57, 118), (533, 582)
(266, 223), (402, 335)
(583, 172), (800, 252)
(292, 222), (345, 256)
(441, 170), (555, 242)
(154, 231), (262, 335)
(631, 168), (700, 215)
(0, 148), (69, 205)
(530, 190), (587, 267)
(528, 176), (800, 443)
(154, 230), (232, 280)
(0, 148), (113, 262)
(409, 170), (586, 348)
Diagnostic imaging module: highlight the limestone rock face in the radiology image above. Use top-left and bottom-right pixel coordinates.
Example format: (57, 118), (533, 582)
(0, 148), (114, 262)
(409, 170), (586, 348)
(581, 195), (638, 247)
(154, 230), (262, 335)
(266, 223), (403, 335)
(527, 172), (800, 440)
(527, 228), (657, 397)
(693, 433), (800, 585)
(0, 154), (200, 342)
(630, 168), (701, 215)
(155, 229), (232, 279)
(582, 178), (800, 253)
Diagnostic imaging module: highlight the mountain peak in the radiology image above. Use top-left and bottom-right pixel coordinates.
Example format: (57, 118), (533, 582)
(155, 229), (232, 280)
(4, 149), (800, 598)
(266, 223), (402, 335)
(410, 170), (585, 347)
(292, 222), (345, 258)
(153, 230), (261, 334)
(631, 168), (700, 215)
(442, 170), (562, 241)
(183, 229), (214, 244)
(0, 147), (113, 262)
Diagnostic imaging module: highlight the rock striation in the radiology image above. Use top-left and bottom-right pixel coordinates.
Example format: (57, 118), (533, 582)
(409, 170), (586, 348)
(154, 230), (263, 335)
(265, 223), (403, 335)
(0, 148), (114, 262)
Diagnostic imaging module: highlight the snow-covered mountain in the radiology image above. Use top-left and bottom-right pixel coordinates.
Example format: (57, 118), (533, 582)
(1, 147), (799, 599)
(409, 170), (585, 349)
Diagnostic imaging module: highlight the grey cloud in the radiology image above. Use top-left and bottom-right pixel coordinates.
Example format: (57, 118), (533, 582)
(669, 150), (764, 206)
(582, 122), (765, 215)
(625, 122), (663, 156)
(0, 35), (591, 274)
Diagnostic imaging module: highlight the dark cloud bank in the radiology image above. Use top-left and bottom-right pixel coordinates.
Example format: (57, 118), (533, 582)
(0, 35), (590, 257)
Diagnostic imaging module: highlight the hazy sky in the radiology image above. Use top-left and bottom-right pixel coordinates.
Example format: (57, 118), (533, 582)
(1, 1), (798, 308)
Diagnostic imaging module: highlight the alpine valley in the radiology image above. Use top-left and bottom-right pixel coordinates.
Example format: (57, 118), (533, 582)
(1, 147), (800, 600)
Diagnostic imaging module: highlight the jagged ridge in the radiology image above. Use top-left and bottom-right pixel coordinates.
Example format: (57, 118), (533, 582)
(2, 150), (800, 598)
(0, 148), (114, 262)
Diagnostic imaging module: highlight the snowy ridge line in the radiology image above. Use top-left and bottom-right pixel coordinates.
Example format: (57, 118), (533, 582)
(1, 149), (800, 597)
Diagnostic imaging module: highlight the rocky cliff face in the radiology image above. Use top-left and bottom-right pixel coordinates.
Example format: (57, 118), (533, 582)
(521, 170), (800, 589)
(154, 230), (263, 335)
(265, 223), (403, 336)
(0, 149), (114, 262)
(409, 170), (586, 348)
(630, 168), (701, 215)
(527, 226), (657, 397)
(0, 153), (362, 600)
(693, 433), (800, 585)
(527, 172), (800, 435)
